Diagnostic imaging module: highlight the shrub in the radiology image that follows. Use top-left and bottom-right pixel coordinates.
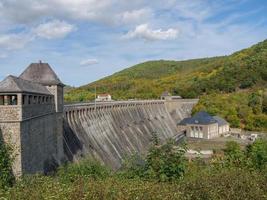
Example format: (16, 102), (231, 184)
(247, 139), (267, 170)
(121, 139), (188, 182)
(223, 141), (246, 167)
(0, 135), (14, 189)
(119, 153), (146, 179)
(145, 139), (187, 181)
(57, 158), (111, 183)
(181, 168), (267, 200)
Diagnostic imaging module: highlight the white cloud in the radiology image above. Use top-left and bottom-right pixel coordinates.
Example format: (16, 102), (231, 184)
(123, 24), (179, 41)
(33, 20), (75, 39)
(0, 0), (115, 24)
(119, 8), (153, 24)
(0, 33), (32, 50)
(80, 58), (99, 66)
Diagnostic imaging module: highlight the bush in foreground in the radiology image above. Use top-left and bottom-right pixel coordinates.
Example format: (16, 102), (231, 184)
(0, 134), (14, 189)
(57, 159), (111, 183)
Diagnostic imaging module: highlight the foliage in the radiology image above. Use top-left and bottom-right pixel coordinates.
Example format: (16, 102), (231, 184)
(120, 139), (187, 182)
(57, 158), (111, 183)
(145, 139), (187, 181)
(1, 140), (267, 199)
(223, 141), (246, 167)
(193, 90), (267, 131)
(181, 168), (267, 200)
(0, 134), (14, 189)
(247, 139), (267, 170)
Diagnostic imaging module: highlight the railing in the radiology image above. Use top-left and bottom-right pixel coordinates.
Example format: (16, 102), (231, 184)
(64, 100), (166, 112)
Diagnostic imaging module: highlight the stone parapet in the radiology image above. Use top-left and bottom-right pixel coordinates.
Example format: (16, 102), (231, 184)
(0, 106), (21, 121)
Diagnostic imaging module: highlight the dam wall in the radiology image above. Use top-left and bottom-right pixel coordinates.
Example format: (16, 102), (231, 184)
(63, 99), (198, 169)
(165, 99), (199, 122)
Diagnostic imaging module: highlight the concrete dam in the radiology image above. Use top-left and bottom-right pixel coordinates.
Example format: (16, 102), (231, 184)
(63, 99), (198, 169)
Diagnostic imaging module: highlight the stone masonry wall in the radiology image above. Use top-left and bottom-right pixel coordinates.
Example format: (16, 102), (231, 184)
(0, 106), (21, 121)
(22, 104), (55, 119)
(20, 113), (58, 174)
(0, 122), (22, 176)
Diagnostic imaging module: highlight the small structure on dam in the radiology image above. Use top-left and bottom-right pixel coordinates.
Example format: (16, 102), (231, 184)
(0, 62), (198, 175)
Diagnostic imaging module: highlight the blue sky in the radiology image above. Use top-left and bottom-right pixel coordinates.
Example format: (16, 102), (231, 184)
(0, 0), (266, 86)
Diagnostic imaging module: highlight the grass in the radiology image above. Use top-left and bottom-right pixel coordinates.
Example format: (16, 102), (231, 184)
(186, 137), (249, 151)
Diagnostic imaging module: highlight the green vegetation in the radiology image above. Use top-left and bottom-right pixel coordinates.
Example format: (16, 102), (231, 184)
(0, 134), (14, 189)
(1, 139), (267, 199)
(120, 139), (187, 181)
(65, 39), (267, 131)
(192, 90), (267, 131)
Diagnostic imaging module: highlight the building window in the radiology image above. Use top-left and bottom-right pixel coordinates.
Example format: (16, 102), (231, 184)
(33, 96), (37, 104)
(0, 96), (4, 105)
(22, 95), (27, 105)
(4, 95), (18, 105)
(28, 95), (32, 104)
(38, 96), (41, 104)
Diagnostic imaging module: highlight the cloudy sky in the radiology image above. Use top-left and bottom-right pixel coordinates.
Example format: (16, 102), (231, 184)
(0, 0), (266, 86)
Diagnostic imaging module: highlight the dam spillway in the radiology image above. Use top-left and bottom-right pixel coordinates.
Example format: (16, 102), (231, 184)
(63, 99), (198, 169)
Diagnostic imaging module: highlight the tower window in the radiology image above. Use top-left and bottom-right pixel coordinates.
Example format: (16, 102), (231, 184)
(11, 95), (17, 105)
(0, 96), (4, 105)
(28, 95), (32, 104)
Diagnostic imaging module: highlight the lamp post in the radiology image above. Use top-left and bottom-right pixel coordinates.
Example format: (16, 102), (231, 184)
(94, 85), (96, 110)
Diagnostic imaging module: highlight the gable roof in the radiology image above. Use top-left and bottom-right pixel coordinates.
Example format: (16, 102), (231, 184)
(0, 75), (52, 95)
(213, 116), (229, 126)
(19, 62), (64, 86)
(185, 111), (217, 125)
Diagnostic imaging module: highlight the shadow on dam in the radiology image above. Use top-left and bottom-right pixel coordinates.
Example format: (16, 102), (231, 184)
(63, 100), (198, 169)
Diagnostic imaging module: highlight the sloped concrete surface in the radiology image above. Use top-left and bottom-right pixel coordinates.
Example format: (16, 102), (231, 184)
(63, 100), (197, 169)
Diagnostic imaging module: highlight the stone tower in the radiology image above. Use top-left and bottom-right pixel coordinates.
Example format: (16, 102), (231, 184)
(0, 62), (64, 176)
(20, 61), (64, 112)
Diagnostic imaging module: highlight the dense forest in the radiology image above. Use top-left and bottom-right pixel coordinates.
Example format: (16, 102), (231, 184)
(65, 39), (267, 131)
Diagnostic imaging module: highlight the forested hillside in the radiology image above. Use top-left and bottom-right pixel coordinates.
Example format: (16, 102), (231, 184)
(65, 39), (267, 131)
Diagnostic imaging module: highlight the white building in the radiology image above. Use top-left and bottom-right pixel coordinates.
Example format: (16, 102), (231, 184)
(178, 111), (230, 139)
(95, 94), (112, 102)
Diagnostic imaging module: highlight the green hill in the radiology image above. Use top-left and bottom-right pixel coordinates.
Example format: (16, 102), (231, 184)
(65, 39), (267, 131)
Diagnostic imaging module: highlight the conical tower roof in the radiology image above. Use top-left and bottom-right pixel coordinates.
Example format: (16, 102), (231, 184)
(19, 62), (64, 86)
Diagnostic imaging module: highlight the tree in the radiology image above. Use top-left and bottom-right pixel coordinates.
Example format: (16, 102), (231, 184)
(223, 141), (246, 167)
(248, 92), (262, 114)
(146, 139), (187, 181)
(247, 139), (267, 170)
